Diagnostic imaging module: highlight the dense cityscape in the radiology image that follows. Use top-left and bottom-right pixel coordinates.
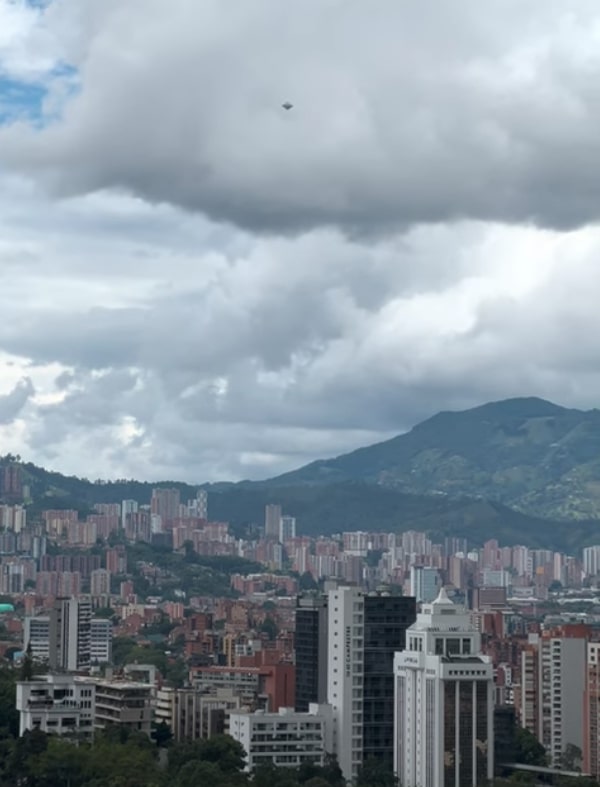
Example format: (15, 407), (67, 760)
(0, 461), (600, 785)
(3, 2), (600, 785)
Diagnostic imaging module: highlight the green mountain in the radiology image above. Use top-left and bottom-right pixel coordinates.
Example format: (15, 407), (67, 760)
(267, 397), (600, 520)
(3, 396), (600, 550)
(2, 455), (598, 551)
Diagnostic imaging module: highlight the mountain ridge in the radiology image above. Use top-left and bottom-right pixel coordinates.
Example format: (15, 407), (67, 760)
(264, 396), (600, 519)
(3, 396), (600, 546)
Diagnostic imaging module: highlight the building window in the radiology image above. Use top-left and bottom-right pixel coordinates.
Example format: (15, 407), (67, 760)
(435, 639), (444, 655)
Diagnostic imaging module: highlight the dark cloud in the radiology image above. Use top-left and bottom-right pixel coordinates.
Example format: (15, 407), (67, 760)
(3, 1), (600, 234)
(0, 378), (35, 424)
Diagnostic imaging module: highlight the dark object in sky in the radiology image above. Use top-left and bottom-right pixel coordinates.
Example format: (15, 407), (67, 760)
(282, 102), (293, 110)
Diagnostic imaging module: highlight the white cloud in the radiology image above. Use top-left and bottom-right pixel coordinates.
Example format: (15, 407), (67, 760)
(1, 2), (600, 483)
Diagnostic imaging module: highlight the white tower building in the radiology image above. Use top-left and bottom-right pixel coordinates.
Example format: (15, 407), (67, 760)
(327, 585), (364, 783)
(394, 588), (494, 787)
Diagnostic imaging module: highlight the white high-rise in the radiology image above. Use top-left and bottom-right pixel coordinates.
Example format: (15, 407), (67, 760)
(327, 586), (364, 783)
(584, 546), (600, 578)
(409, 566), (440, 603)
(279, 515), (296, 543)
(121, 500), (138, 530)
(394, 588), (494, 787)
(49, 597), (92, 672)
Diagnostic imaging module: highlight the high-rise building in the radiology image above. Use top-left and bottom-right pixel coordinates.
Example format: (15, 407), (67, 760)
(518, 626), (589, 765)
(583, 546), (600, 578)
(187, 489), (208, 519)
(121, 499), (138, 530)
(394, 587), (494, 787)
(49, 597), (92, 672)
(363, 593), (416, 769)
(265, 504), (282, 540)
(90, 569), (111, 597)
(280, 515), (296, 543)
(90, 618), (113, 665)
(327, 587), (416, 782)
(1, 464), (22, 500)
(295, 594), (329, 712)
(410, 565), (441, 603)
(24, 615), (51, 663)
(585, 643), (600, 778)
(151, 488), (181, 526)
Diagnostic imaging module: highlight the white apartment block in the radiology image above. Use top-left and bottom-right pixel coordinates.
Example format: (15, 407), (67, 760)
(229, 705), (332, 772)
(584, 546), (600, 578)
(327, 585), (364, 783)
(394, 588), (494, 787)
(49, 597), (92, 672)
(24, 615), (51, 664)
(16, 674), (95, 739)
(538, 632), (587, 764)
(25, 611), (112, 668)
(90, 618), (113, 665)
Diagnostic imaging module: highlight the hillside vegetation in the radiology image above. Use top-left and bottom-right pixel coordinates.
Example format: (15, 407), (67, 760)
(269, 397), (600, 520)
(3, 396), (600, 549)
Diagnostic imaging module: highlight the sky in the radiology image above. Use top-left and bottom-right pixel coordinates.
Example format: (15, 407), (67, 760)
(1, 0), (600, 483)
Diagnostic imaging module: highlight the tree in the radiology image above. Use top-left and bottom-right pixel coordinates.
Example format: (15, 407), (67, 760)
(168, 735), (246, 778)
(151, 721), (173, 748)
(514, 726), (548, 766)
(0, 669), (19, 739)
(196, 734), (246, 773)
(299, 572), (318, 592)
(355, 758), (398, 787)
(259, 617), (278, 641)
(20, 643), (34, 682)
(175, 761), (227, 787)
(27, 737), (88, 787)
(559, 743), (583, 772)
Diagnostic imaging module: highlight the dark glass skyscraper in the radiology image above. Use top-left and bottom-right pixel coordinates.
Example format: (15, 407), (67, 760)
(362, 594), (416, 768)
(295, 594), (328, 712)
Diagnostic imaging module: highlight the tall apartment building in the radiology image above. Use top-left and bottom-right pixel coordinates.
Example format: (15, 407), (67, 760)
(280, 516), (296, 543)
(150, 487), (180, 526)
(187, 489), (208, 519)
(518, 625), (589, 765)
(295, 594), (329, 712)
(90, 569), (111, 597)
(25, 611), (111, 668)
(121, 499), (138, 530)
(24, 615), (52, 664)
(410, 565), (441, 603)
(583, 546), (600, 578)
(265, 504), (282, 540)
(327, 586), (416, 782)
(394, 588), (494, 787)
(49, 597), (92, 672)
(585, 642), (600, 778)
(90, 618), (113, 665)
